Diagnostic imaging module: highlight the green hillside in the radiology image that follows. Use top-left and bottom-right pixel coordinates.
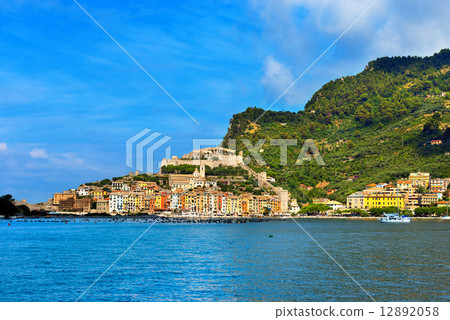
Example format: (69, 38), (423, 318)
(223, 49), (450, 204)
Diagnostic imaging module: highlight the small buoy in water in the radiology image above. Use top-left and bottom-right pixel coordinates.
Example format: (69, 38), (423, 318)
(8, 223), (11, 226)
(65, 222), (67, 224)
(269, 235), (273, 238)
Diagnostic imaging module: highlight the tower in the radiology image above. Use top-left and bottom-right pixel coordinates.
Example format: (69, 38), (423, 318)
(200, 164), (206, 178)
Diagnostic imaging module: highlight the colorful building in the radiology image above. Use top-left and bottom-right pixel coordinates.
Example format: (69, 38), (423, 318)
(409, 172), (430, 188)
(364, 194), (405, 209)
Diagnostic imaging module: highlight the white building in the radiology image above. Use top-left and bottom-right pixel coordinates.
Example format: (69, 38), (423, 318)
(326, 200), (344, 211)
(289, 199), (300, 214)
(170, 193), (182, 211)
(77, 186), (90, 197)
(109, 193), (123, 213)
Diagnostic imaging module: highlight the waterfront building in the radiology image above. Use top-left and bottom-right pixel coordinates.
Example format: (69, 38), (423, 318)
(269, 197), (281, 215)
(124, 193), (144, 213)
(346, 192), (365, 209)
(436, 201), (449, 207)
(58, 198), (75, 211)
(53, 191), (77, 206)
(96, 200), (109, 213)
(364, 193), (405, 209)
(274, 188), (289, 212)
(226, 195), (242, 215)
(325, 200), (344, 211)
(404, 193), (421, 210)
(420, 193), (439, 206)
(143, 195), (155, 213)
(170, 192), (182, 211)
(109, 192), (124, 214)
(289, 199), (300, 214)
(153, 192), (170, 211)
(73, 199), (91, 212)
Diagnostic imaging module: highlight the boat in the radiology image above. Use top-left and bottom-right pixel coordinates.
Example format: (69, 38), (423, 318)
(378, 182), (411, 223)
(378, 213), (411, 223)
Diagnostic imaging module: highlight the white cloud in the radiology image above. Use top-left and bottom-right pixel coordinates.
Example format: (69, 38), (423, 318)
(0, 142), (8, 151)
(252, 0), (450, 106)
(29, 148), (48, 159)
(261, 56), (300, 105)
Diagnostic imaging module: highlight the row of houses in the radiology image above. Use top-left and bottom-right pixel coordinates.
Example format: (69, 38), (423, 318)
(53, 188), (286, 216)
(108, 189), (284, 215)
(52, 165), (291, 216)
(346, 172), (449, 211)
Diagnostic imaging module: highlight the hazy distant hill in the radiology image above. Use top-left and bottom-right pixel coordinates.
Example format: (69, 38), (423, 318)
(223, 49), (450, 203)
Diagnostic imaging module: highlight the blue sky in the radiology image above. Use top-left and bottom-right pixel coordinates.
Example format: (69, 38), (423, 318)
(1, 0), (449, 203)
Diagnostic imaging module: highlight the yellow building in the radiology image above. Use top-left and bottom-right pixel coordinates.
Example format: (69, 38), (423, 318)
(183, 192), (195, 211)
(409, 172), (430, 188)
(122, 193), (142, 213)
(154, 194), (162, 210)
(225, 196), (242, 214)
(91, 190), (108, 200)
(397, 180), (413, 189)
(364, 194), (405, 209)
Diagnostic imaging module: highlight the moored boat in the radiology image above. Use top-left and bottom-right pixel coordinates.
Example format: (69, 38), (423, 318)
(378, 213), (411, 223)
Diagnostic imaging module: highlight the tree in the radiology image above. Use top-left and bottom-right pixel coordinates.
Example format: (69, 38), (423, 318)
(299, 204), (329, 215)
(0, 194), (19, 217)
(422, 113), (441, 134)
(1, 194), (14, 202)
(17, 205), (31, 216)
(355, 105), (374, 124)
(443, 127), (450, 141)
(417, 186), (427, 194)
(368, 206), (398, 216)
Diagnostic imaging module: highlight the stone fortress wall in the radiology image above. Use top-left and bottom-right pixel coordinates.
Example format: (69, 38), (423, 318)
(160, 147), (244, 170)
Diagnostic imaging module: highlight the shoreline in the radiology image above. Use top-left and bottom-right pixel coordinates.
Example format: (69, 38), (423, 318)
(1, 214), (446, 223)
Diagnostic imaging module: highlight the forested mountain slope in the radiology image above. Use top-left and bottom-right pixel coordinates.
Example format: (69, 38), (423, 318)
(223, 49), (450, 203)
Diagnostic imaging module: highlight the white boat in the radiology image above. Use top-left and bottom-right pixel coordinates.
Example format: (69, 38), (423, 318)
(378, 213), (411, 223)
(378, 182), (411, 223)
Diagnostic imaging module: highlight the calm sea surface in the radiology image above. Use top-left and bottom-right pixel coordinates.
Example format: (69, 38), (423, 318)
(0, 219), (448, 302)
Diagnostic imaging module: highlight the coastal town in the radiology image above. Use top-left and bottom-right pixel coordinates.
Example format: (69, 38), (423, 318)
(16, 147), (445, 218)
